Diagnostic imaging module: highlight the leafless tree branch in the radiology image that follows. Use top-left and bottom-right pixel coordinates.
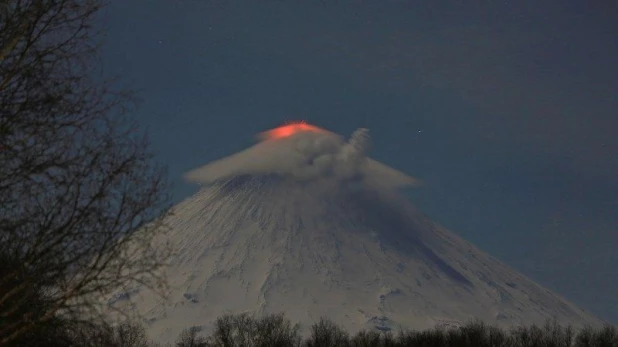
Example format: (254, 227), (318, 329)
(0, 1), (171, 345)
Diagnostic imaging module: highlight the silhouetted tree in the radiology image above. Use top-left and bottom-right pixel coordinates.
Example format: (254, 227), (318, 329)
(398, 327), (447, 347)
(66, 321), (160, 347)
(0, 0), (170, 344)
(350, 330), (384, 347)
(208, 313), (301, 347)
(175, 326), (207, 347)
(304, 317), (350, 347)
(252, 313), (301, 347)
(155, 313), (618, 347)
(575, 324), (618, 347)
(114, 322), (151, 347)
(0, 253), (77, 346)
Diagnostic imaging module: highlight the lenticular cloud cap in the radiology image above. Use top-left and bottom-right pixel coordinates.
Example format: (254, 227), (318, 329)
(184, 123), (419, 188)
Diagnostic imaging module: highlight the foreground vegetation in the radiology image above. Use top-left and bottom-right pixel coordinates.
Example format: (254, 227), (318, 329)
(5, 312), (617, 347)
(1, 1), (169, 344)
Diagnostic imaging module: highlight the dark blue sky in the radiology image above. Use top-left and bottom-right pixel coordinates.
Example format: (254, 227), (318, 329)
(101, 1), (617, 323)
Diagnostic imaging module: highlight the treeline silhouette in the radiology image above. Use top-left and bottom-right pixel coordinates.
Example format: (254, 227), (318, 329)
(7, 312), (617, 347)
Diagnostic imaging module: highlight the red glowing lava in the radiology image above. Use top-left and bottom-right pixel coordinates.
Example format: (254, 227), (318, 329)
(258, 122), (326, 141)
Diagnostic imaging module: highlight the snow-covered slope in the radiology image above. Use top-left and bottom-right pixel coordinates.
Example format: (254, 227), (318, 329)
(108, 125), (602, 343)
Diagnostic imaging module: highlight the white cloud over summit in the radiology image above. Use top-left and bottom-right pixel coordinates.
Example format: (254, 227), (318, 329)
(184, 127), (417, 189)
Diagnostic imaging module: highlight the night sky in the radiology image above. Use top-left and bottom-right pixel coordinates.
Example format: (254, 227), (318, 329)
(100, 1), (617, 323)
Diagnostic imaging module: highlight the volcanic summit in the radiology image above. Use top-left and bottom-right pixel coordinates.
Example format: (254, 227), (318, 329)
(109, 123), (602, 342)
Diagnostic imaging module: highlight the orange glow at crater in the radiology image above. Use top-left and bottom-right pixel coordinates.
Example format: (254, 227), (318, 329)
(258, 121), (326, 141)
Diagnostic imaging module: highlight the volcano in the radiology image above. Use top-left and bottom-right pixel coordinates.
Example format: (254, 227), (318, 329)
(110, 125), (602, 342)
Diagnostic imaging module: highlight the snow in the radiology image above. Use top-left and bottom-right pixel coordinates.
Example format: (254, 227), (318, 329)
(106, 127), (603, 343)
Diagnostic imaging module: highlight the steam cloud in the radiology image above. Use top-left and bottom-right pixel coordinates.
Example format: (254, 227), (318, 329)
(288, 128), (371, 181)
(184, 127), (417, 189)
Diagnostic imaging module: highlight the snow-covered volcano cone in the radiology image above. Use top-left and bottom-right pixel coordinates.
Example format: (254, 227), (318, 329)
(109, 124), (602, 343)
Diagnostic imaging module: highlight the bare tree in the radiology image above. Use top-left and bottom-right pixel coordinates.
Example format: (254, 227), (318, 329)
(65, 321), (159, 347)
(175, 326), (207, 347)
(207, 313), (301, 347)
(0, 0), (171, 344)
(114, 322), (151, 347)
(304, 317), (350, 347)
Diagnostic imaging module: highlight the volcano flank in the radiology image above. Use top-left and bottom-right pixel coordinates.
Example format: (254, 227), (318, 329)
(108, 124), (603, 343)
